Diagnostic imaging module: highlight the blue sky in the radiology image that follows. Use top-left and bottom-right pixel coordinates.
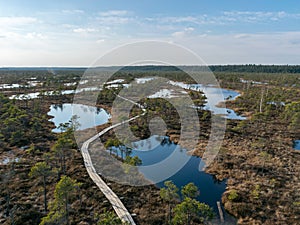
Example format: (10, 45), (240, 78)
(0, 0), (299, 66)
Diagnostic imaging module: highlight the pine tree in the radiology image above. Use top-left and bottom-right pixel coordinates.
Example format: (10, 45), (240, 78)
(29, 162), (52, 213)
(160, 181), (179, 224)
(40, 176), (81, 225)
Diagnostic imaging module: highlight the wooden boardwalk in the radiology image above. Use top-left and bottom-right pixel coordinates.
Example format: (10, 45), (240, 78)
(80, 94), (146, 224)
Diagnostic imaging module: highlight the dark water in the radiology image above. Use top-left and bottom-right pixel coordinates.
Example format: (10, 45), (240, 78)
(294, 140), (300, 150)
(117, 135), (227, 212)
(170, 81), (246, 120)
(47, 103), (110, 132)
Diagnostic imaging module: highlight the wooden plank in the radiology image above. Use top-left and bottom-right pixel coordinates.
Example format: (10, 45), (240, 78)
(217, 201), (224, 223)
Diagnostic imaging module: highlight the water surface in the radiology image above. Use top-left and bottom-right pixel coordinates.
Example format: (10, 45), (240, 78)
(169, 81), (245, 120)
(48, 103), (110, 132)
(115, 135), (226, 212)
(294, 140), (300, 150)
(1, 157), (20, 165)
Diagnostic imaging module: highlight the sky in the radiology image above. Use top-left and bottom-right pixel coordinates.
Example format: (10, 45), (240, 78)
(0, 0), (300, 66)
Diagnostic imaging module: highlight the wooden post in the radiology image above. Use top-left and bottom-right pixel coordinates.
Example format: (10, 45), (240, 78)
(217, 201), (224, 223)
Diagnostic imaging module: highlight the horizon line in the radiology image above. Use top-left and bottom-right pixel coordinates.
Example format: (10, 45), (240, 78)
(0, 63), (300, 69)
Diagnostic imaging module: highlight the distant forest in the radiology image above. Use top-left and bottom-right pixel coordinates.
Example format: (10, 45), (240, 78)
(120, 65), (300, 73)
(1, 64), (300, 74)
(209, 65), (300, 73)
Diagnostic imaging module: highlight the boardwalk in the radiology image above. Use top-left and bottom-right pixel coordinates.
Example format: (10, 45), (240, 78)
(80, 95), (145, 224)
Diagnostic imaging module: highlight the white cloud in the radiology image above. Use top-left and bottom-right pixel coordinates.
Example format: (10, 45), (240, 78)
(95, 10), (132, 25)
(161, 16), (198, 24)
(0, 16), (37, 27)
(96, 39), (105, 44)
(172, 27), (195, 37)
(99, 10), (129, 17)
(62, 24), (77, 29)
(222, 11), (300, 23)
(171, 31), (184, 38)
(186, 27), (195, 32)
(146, 15), (219, 25)
(73, 28), (97, 33)
(234, 33), (251, 39)
(96, 16), (131, 25)
(62, 9), (84, 14)
(0, 17), (40, 41)
(145, 11), (300, 27)
(25, 32), (47, 40)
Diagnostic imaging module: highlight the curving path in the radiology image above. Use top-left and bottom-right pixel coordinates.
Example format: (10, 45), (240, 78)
(80, 95), (145, 224)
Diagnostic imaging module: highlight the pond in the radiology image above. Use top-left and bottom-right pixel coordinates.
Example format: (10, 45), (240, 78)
(201, 85), (245, 120)
(9, 88), (102, 100)
(1, 157), (20, 165)
(169, 81), (246, 120)
(47, 103), (110, 133)
(0, 83), (22, 89)
(10, 90), (75, 100)
(294, 140), (300, 150)
(114, 135), (226, 213)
